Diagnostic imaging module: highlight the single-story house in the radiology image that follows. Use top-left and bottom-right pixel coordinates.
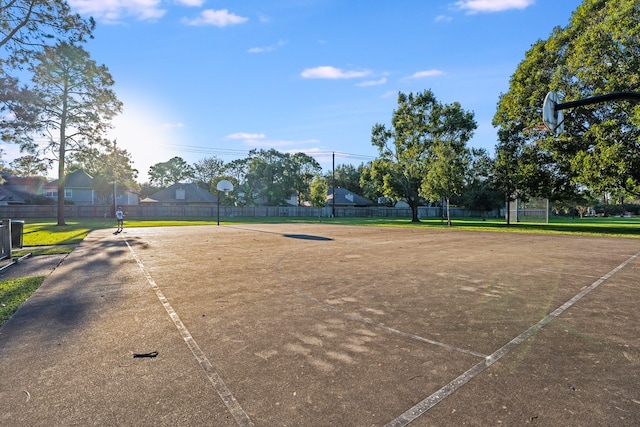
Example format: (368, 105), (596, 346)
(2, 174), (47, 199)
(326, 188), (374, 208)
(140, 182), (218, 205)
(0, 185), (26, 205)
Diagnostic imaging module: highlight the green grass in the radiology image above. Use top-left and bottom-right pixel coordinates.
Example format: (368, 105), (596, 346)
(0, 276), (45, 325)
(20, 218), (223, 247)
(16, 216), (640, 248)
(225, 215), (640, 238)
(12, 246), (75, 258)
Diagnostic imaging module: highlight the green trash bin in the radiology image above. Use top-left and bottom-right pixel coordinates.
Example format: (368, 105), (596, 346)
(11, 220), (24, 249)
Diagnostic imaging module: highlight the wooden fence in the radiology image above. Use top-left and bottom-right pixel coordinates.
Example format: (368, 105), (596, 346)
(0, 204), (502, 220)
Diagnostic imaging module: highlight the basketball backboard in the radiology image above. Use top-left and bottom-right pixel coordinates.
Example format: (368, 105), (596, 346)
(542, 92), (564, 135)
(216, 179), (234, 194)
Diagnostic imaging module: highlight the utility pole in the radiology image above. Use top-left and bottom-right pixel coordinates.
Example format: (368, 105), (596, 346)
(332, 152), (336, 218)
(113, 140), (117, 216)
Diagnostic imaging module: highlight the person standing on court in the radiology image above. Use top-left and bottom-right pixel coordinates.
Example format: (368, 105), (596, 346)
(115, 206), (124, 232)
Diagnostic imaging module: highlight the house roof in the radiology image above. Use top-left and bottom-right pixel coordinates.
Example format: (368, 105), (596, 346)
(0, 186), (25, 204)
(2, 174), (47, 188)
(1, 174), (47, 199)
(141, 182), (218, 204)
(326, 187), (373, 206)
(45, 170), (94, 188)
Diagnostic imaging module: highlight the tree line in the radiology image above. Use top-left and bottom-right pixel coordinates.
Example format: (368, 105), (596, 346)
(2, 0), (640, 225)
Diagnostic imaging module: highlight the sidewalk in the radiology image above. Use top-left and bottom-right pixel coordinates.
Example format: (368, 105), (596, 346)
(0, 252), (68, 280)
(0, 229), (238, 426)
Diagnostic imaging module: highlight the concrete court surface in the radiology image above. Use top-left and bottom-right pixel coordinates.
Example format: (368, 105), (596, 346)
(0, 223), (638, 426)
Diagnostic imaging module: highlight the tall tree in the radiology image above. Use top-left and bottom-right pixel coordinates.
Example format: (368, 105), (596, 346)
(27, 41), (121, 225)
(359, 161), (385, 205)
(148, 156), (194, 187)
(492, 126), (529, 224)
(369, 90), (476, 222)
(421, 141), (470, 226)
(244, 149), (292, 206)
(193, 156), (225, 190)
(223, 157), (252, 206)
(309, 174), (328, 220)
(324, 163), (362, 193)
(8, 153), (50, 176)
(288, 152), (321, 205)
(462, 148), (503, 217)
(1, 1), (95, 174)
(494, 0), (640, 200)
(0, 0), (93, 56)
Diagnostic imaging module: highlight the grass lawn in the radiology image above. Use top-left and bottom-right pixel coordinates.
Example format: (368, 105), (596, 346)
(1, 214), (638, 327)
(0, 276), (45, 325)
(13, 215), (640, 249)
(226, 215), (640, 238)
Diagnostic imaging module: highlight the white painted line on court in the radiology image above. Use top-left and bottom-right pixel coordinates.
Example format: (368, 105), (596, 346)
(124, 239), (254, 427)
(291, 287), (488, 359)
(386, 249), (640, 427)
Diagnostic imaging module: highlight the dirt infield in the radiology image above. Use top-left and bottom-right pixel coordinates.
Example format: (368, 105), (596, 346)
(1, 224), (639, 426)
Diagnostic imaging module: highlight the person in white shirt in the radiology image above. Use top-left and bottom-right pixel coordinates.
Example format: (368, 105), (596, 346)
(115, 206), (124, 232)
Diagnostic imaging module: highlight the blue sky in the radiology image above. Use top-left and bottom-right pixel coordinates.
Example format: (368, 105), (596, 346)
(58, 0), (583, 182)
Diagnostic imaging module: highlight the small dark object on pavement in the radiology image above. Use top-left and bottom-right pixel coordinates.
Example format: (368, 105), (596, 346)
(133, 351), (158, 358)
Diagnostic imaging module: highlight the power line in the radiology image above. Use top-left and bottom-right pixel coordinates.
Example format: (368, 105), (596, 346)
(163, 144), (376, 162)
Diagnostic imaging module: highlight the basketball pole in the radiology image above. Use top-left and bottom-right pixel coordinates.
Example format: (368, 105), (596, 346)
(544, 91), (640, 134)
(215, 180), (234, 227)
(553, 92), (640, 112)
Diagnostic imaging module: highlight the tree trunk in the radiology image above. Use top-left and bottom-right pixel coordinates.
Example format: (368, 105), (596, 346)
(446, 197), (452, 226)
(410, 201), (420, 222)
(57, 127), (66, 226)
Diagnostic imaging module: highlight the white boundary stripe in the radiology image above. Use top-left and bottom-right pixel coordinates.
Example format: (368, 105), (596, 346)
(124, 239), (254, 427)
(386, 250), (640, 427)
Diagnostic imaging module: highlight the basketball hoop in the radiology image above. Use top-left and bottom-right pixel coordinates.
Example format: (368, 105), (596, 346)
(216, 180), (234, 226)
(216, 179), (234, 194)
(524, 124), (551, 133)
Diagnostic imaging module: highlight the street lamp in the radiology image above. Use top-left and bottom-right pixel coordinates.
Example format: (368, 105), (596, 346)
(216, 179), (234, 226)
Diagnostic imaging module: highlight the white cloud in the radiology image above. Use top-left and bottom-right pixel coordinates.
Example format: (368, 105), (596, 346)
(226, 133), (320, 150)
(227, 132), (266, 140)
(183, 9), (248, 27)
(454, 0), (535, 13)
(176, 0), (205, 6)
(407, 69), (444, 79)
(300, 66), (371, 79)
(435, 14), (453, 23)
(248, 40), (286, 54)
(69, 0), (166, 23)
(357, 77), (387, 87)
